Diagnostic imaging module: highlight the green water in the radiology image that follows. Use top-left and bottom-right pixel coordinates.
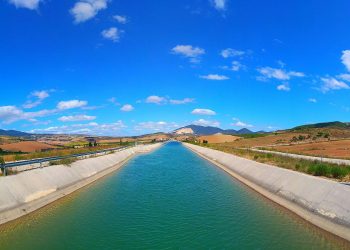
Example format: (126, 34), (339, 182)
(0, 142), (346, 249)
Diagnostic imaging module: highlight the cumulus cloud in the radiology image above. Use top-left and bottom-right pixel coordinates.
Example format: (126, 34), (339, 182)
(8, 0), (42, 10)
(193, 119), (220, 127)
(29, 121), (126, 136)
(191, 108), (216, 116)
(23, 90), (50, 109)
(277, 84), (290, 91)
(120, 104), (134, 112)
(257, 67), (304, 81)
(211, 0), (227, 10)
(200, 74), (229, 80)
(113, 15), (128, 24)
(145, 95), (167, 105)
(232, 121), (253, 128)
(101, 27), (122, 42)
(320, 77), (350, 92)
(0, 106), (55, 124)
(221, 48), (245, 58)
(57, 100), (88, 110)
(341, 50), (350, 72)
(70, 0), (108, 23)
(169, 98), (195, 105)
(231, 61), (244, 71)
(171, 45), (205, 63)
(58, 115), (96, 122)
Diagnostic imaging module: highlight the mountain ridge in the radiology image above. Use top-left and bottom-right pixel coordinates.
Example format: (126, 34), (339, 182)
(173, 125), (256, 135)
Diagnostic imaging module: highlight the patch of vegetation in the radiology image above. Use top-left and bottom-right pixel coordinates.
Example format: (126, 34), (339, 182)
(203, 144), (350, 181)
(239, 133), (269, 139)
(2, 144), (127, 162)
(49, 157), (77, 166)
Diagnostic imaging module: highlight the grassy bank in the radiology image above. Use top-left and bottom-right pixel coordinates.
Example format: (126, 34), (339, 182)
(192, 142), (350, 181)
(1, 142), (134, 162)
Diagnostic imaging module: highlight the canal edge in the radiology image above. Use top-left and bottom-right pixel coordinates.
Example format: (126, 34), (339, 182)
(0, 143), (164, 226)
(183, 143), (350, 243)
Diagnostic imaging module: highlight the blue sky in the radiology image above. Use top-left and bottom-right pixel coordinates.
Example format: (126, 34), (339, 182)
(1, 0), (350, 136)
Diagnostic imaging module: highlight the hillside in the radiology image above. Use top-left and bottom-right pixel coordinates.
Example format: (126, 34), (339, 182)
(291, 121), (350, 131)
(173, 125), (255, 135)
(0, 129), (31, 137)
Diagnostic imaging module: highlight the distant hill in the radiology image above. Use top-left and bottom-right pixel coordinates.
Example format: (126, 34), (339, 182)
(291, 121), (350, 131)
(173, 125), (257, 135)
(0, 129), (31, 137)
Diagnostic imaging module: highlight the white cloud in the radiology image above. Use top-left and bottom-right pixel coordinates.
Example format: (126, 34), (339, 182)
(308, 98), (317, 103)
(57, 100), (88, 110)
(70, 0), (108, 23)
(191, 108), (216, 116)
(257, 67), (304, 81)
(221, 48), (245, 58)
(193, 119), (220, 127)
(113, 15), (128, 24)
(169, 98), (194, 105)
(341, 50), (350, 72)
(277, 84), (290, 91)
(120, 104), (134, 112)
(200, 74), (229, 80)
(0, 106), (55, 124)
(232, 121), (253, 128)
(23, 90), (50, 109)
(320, 77), (350, 92)
(58, 115), (96, 122)
(171, 45), (205, 63)
(8, 0), (42, 10)
(338, 74), (350, 82)
(101, 27), (122, 42)
(231, 61), (243, 71)
(211, 0), (227, 10)
(29, 121), (126, 136)
(134, 121), (178, 132)
(146, 95), (167, 105)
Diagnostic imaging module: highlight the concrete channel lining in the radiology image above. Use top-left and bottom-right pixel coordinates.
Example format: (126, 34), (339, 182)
(183, 143), (350, 242)
(0, 143), (163, 225)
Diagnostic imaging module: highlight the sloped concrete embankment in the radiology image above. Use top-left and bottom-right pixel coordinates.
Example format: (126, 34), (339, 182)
(184, 143), (350, 242)
(0, 143), (163, 225)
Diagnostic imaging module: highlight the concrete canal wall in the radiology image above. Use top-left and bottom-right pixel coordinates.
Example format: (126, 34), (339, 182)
(184, 143), (350, 242)
(0, 143), (163, 225)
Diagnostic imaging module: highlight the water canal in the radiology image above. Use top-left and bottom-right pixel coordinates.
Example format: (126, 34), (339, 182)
(0, 142), (345, 249)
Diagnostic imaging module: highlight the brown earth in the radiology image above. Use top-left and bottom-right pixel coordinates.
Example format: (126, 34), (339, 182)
(199, 134), (240, 143)
(271, 139), (350, 159)
(220, 132), (310, 148)
(0, 141), (57, 153)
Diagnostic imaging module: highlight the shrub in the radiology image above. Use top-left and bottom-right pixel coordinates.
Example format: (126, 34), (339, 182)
(330, 166), (348, 179)
(313, 164), (330, 176)
(49, 158), (76, 166)
(253, 155), (259, 160)
(266, 153), (273, 159)
(0, 157), (4, 165)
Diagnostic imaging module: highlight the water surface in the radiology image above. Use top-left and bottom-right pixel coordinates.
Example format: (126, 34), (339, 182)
(0, 142), (346, 249)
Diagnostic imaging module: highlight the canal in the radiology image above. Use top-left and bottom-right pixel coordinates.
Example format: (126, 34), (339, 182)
(0, 142), (345, 249)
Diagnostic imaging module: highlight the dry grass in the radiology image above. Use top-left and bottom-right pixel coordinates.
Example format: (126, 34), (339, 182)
(219, 132), (309, 148)
(270, 139), (350, 159)
(199, 143), (350, 181)
(0, 141), (57, 153)
(199, 134), (240, 143)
